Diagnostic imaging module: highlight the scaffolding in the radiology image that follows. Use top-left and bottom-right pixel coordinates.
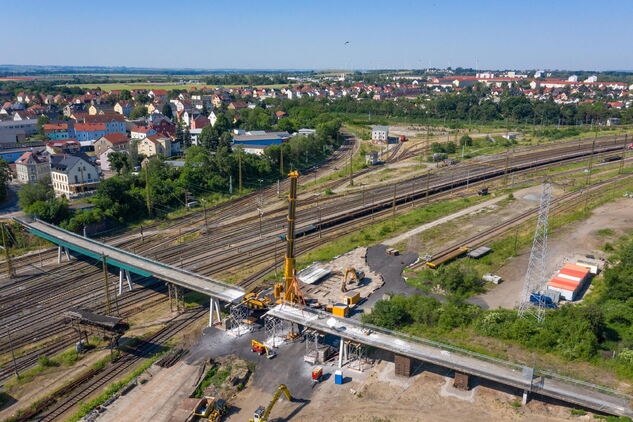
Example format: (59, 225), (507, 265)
(228, 303), (251, 336)
(518, 182), (552, 322)
(345, 341), (369, 372)
(264, 315), (285, 347)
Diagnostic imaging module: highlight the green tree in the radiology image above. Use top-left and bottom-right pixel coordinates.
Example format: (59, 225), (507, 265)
(36, 115), (50, 137)
(108, 151), (129, 175)
(129, 106), (148, 120)
(459, 135), (473, 147)
(18, 177), (54, 209)
(25, 198), (70, 224)
(161, 103), (173, 119)
(0, 159), (8, 202)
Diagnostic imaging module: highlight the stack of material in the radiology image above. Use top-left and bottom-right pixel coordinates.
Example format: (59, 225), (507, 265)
(547, 263), (591, 301)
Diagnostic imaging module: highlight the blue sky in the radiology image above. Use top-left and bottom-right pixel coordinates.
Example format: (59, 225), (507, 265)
(4, 0), (632, 71)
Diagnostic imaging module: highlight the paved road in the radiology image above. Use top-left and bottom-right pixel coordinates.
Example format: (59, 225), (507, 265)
(361, 244), (421, 309)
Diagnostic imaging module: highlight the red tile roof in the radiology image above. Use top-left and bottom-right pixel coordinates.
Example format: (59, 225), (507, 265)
(75, 123), (106, 131)
(101, 133), (129, 144)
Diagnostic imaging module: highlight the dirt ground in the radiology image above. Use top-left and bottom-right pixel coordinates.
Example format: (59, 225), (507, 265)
(479, 196), (633, 310)
(225, 360), (582, 422)
(399, 185), (549, 259)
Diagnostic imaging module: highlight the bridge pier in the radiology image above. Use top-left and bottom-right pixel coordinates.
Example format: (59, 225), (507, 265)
(57, 245), (71, 263)
(394, 353), (413, 377)
(209, 298), (221, 326)
(453, 372), (470, 390)
(522, 389), (530, 405)
(338, 338), (347, 368)
(118, 269), (132, 295)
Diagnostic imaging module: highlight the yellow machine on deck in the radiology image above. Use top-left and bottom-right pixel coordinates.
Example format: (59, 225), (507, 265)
(249, 384), (293, 422)
(274, 171), (305, 305)
(342, 267), (363, 292)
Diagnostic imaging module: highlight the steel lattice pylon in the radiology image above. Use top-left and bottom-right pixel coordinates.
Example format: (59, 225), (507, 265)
(518, 182), (552, 322)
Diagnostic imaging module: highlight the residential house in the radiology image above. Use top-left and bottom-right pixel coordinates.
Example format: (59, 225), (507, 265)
(114, 101), (133, 116)
(190, 116), (210, 130)
(46, 139), (81, 154)
(81, 114), (126, 135)
(371, 125), (389, 143)
(93, 133), (129, 157)
(150, 119), (175, 136)
(88, 104), (114, 115)
(228, 101), (247, 110)
(63, 103), (86, 117)
(43, 122), (75, 140)
(50, 153), (100, 198)
(148, 89), (168, 102)
(74, 123), (107, 141)
(15, 151), (50, 183)
(209, 111), (218, 126)
(131, 125), (156, 139)
(275, 111), (288, 119)
(137, 134), (172, 157)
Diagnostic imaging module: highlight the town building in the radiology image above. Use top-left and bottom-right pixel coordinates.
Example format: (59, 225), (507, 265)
(74, 123), (107, 141)
(232, 131), (290, 154)
(131, 125), (156, 140)
(137, 134), (173, 157)
(93, 133), (129, 157)
(371, 125), (389, 143)
(15, 151), (50, 183)
(50, 154), (100, 198)
(46, 139), (81, 154)
(0, 119), (38, 144)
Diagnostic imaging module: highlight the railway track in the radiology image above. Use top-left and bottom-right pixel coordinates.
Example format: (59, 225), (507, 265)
(13, 308), (205, 422)
(0, 133), (628, 385)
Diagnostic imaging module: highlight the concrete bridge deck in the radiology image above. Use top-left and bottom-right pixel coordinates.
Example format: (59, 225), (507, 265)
(267, 304), (633, 417)
(16, 218), (245, 303)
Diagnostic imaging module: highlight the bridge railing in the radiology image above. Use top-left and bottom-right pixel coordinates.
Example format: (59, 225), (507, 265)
(275, 302), (632, 400)
(19, 218), (243, 293)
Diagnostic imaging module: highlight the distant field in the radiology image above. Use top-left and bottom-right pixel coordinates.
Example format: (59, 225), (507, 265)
(62, 82), (288, 90)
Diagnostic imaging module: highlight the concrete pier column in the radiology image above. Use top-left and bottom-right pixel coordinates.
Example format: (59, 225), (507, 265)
(394, 353), (413, 377)
(453, 372), (470, 390)
(209, 298), (221, 326)
(338, 338), (345, 368)
(522, 389), (529, 405)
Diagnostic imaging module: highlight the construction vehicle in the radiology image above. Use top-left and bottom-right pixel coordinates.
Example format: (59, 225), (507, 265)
(312, 366), (323, 383)
(251, 339), (277, 359)
(342, 267), (364, 293)
(193, 396), (227, 421)
(241, 291), (273, 310)
(273, 171), (305, 305)
(478, 187), (489, 196)
(249, 384), (293, 422)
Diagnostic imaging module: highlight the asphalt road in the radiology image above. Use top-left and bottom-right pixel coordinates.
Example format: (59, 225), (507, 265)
(361, 244), (421, 309)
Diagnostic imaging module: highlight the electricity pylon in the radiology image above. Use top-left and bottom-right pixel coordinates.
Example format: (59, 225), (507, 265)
(518, 182), (552, 322)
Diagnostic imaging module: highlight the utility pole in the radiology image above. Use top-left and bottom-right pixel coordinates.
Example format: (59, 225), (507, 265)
(1, 224), (14, 278)
(349, 149), (354, 186)
(102, 254), (111, 314)
(238, 151), (243, 192)
(392, 184), (397, 229)
(619, 134), (628, 175)
(586, 134), (597, 186)
(184, 189), (188, 207)
(504, 148), (510, 186)
(6, 325), (19, 378)
(425, 171), (431, 201)
(280, 146), (284, 177)
(203, 202), (208, 227)
(144, 166), (152, 216)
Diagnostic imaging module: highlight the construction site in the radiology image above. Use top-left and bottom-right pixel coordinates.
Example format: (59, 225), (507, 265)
(2, 131), (633, 422)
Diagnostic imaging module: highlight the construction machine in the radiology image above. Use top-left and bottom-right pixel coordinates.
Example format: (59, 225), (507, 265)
(342, 267), (364, 292)
(249, 384), (293, 422)
(193, 396), (227, 421)
(241, 291), (273, 310)
(251, 339), (277, 359)
(274, 171), (305, 305)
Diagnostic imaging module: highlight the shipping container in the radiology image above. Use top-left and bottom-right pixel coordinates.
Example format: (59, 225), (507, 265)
(343, 293), (361, 306)
(332, 303), (349, 317)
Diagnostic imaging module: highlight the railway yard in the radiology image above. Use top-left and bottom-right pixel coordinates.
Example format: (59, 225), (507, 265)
(2, 129), (633, 422)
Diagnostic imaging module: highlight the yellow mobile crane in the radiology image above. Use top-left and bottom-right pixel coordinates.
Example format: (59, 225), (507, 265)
(274, 171), (305, 304)
(249, 384), (293, 422)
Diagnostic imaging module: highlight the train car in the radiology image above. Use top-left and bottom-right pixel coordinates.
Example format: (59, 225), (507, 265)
(425, 246), (469, 269)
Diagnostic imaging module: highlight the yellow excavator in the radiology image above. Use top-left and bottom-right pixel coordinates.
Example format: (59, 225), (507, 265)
(274, 171), (305, 305)
(342, 267), (363, 293)
(249, 384), (293, 422)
